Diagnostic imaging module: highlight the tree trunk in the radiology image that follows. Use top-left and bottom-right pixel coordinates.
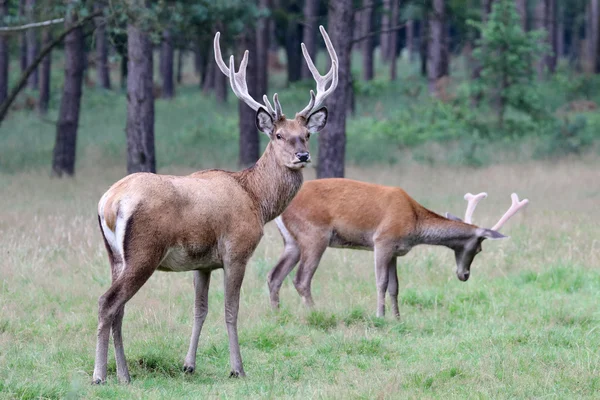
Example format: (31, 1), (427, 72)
(428, 0), (446, 95)
(380, 0), (391, 62)
(389, 0), (400, 80)
(285, 19), (302, 83)
(471, 0), (492, 105)
(26, 0), (39, 90)
(19, 0), (27, 73)
(203, 47), (215, 93)
(177, 49), (183, 84)
(537, 0), (556, 77)
(95, 3), (111, 89)
(420, 18), (428, 77)
(547, 0), (557, 73)
(161, 30), (174, 98)
(120, 54), (128, 90)
(587, 0), (598, 73)
(256, 0), (270, 97)
(406, 19), (414, 62)
(52, 12), (84, 177)
(301, 0), (318, 80)
(318, 0), (352, 179)
(516, 0), (527, 31)
(556, 10), (564, 60)
(38, 29), (51, 114)
(0, 0), (8, 105)
(126, 22), (155, 174)
(362, 0), (375, 80)
(238, 30), (259, 167)
(194, 42), (202, 77)
(214, 60), (228, 103)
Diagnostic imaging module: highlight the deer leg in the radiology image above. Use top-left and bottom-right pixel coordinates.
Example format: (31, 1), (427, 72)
(293, 241), (327, 308)
(267, 243), (300, 309)
(387, 257), (400, 319)
(93, 252), (159, 384)
(223, 262), (246, 377)
(108, 261), (130, 383)
(373, 244), (393, 318)
(183, 270), (211, 374)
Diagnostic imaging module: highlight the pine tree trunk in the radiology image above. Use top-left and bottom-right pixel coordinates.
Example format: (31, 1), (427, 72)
(471, 0), (492, 105)
(214, 60), (228, 103)
(176, 49), (183, 84)
(0, 0), (8, 104)
(52, 12), (84, 177)
(285, 19), (302, 83)
(557, 11), (564, 59)
(420, 18), (429, 77)
(406, 19), (414, 62)
(362, 0), (375, 80)
(194, 42), (202, 77)
(547, 0), (557, 73)
(38, 29), (51, 114)
(380, 0), (391, 62)
(536, 0), (556, 77)
(587, 0), (598, 73)
(26, 0), (39, 90)
(203, 47), (215, 93)
(238, 30), (259, 167)
(95, 3), (111, 89)
(318, 0), (352, 179)
(256, 0), (270, 97)
(120, 54), (128, 90)
(516, 0), (527, 30)
(161, 29), (174, 98)
(126, 22), (155, 174)
(301, 0), (318, 80)
(389, 0), (400, 80)
(428, 0), (445, 95)
(19, 0), (27, 73)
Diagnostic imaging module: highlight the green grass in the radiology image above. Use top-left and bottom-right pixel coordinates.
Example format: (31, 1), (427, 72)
(1, 50), (599, 398)
(0, 158), (599, 398)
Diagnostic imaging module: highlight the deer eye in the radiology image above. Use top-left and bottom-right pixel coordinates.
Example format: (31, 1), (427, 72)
(306, 132), (311, 140)
(276, 134), (282, 140)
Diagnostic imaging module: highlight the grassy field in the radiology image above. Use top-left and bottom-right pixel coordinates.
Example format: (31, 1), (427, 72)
(1, 157), (599, 399)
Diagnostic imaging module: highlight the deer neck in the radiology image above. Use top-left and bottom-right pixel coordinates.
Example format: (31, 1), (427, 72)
(235, 142), (304, 224)
(415, 210), (477, 249)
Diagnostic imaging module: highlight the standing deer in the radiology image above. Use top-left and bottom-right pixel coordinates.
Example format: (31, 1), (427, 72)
(92, 26), (338, 384)
(268, 179), (528, 317)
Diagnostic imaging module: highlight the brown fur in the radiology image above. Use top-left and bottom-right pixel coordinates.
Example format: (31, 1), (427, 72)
(92, 116), (315, 384)
(268, 178), (487, 318)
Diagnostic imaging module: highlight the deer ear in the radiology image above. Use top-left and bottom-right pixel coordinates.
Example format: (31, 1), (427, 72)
(445, 212), (463, 222)
(306, 107), (328, 133)
(256, 108), (275, 137)
(479, 228), (508, 240)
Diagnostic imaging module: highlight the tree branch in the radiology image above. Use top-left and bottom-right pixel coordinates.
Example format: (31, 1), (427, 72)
(352, 23), (407, 44)
(0, 18), (65, 34)
(0, 11), (102, 125)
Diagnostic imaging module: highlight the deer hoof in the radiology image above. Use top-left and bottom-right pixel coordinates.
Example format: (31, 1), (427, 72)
(183, 364), (195, 374)
(91, 377), (105, 385)
(229, 370), (246, 378)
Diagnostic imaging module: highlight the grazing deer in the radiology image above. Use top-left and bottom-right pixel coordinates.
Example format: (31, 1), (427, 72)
(268, 179), (528, 318)
(92, 26), (338, 384)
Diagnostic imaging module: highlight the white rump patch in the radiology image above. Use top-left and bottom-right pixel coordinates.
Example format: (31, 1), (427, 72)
(275, 216), (296, 248)
(97, 192), (133, 263)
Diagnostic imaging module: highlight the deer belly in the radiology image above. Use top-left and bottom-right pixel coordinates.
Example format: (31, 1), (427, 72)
(158, 245), (221, 272)
(329, 229), (374, 251)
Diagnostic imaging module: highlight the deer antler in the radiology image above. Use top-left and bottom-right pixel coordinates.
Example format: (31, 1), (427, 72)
(214, 32), (282, 120)
(296, 25), (339, 118)
(491, 193), (529, 231)
(463, 192), (488, 224)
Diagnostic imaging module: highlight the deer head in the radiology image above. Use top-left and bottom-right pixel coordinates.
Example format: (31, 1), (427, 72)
(445, 192), (529, 281)
(214, 26), (338, 170)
